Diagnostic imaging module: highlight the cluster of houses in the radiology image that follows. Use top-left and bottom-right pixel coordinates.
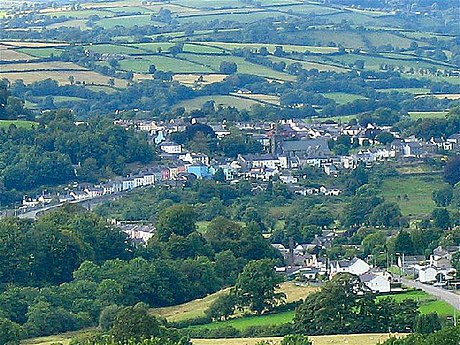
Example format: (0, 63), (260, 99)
(397, 246), (459, 286)
(22, 117), (460, 209)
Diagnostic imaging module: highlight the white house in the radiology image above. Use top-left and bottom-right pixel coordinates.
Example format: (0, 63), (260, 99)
(360, 273), (391, 293)
(329, 257), (371, 276)
(159, 141), (182, 154)
(418, 267), (438, 283)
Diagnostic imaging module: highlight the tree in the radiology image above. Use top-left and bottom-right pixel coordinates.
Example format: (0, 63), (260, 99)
(206, 293), (237, 321)
(0, 317), (22, 345)
(444, 156), (460, 186)
(415, 313), (442, 334)
(432, 186), (453, 207)
(155, 205), (197, 241)
(233, 259), (285, 314)
(148, 64), (157, 74)
(213, 168), (226, 182)
(394, 230), (415, 255)
(219, 61), (238, 74)
(280, 335), (312, 345)
(369, 202), (403, 228)
(110, 303), (160, 341)
(432, 208), (451, 230)
(375, 132), (395, 145)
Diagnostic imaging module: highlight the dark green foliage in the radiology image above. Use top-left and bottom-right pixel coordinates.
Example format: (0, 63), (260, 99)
(415, 313), (442, 334)
(432, 186), (453, 207)
(444, 155), (460, 186)
(234, 259), (285, 314)
(294, 273), (419, 335)
(110, 303), (160, 341)
(381, 325), (460, 345)
(205, 294), (237, 321)
(155, 205), (197, 241)
(280, 334), (312, 345)
(0, 317), (22, 345)
(432, 208), (451, 230)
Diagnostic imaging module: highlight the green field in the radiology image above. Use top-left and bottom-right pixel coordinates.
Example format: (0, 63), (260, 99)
(379, 88), (431, 95)
(95, 14), (165, 29)
(179, 54), (295, 81)
(176, 95), (265, 111)
(0, 120), (38, 128)
(379, 290), (456, 317)
(50, 9), (114, 18)
(17, 47), (63, 58)
(84, 44), (146, 54)
(380, 174), (448, 216)
(190, 310), (295, 331)
(118, 56), (213, 73)
(200, 41), (338, 54)
(323, 92), (367, 105)
(408, 111), (449, 120)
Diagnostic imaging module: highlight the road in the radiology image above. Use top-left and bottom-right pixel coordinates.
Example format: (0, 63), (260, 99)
(401, 277), (460, 310)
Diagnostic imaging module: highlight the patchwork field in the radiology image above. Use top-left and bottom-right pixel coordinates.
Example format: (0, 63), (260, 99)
(199, 42), (339, 54)
(173, 73), (227, 86)
(176, 95), (264, 111)
(0, 47), (36, 61)
(408, 111), (448, 119)
(324, 92), (368, 105)
(0, 120), (38, 129)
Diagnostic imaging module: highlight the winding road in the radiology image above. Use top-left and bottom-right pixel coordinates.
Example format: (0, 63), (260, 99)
(401, 277), (460, 310)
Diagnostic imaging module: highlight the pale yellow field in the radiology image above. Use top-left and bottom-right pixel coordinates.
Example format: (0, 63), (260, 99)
(193, 333), (402, 345)
(0, 41), (68, 48)
(230, 93), (281, 106)
(173, 73), (227, 86)
(0, 61), (83, 71)
(150, 282), (317, 322)
(0, 48), (36, 61)
(0, 70), (128, 87)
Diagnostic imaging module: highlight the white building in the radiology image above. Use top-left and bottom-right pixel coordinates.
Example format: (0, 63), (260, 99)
(360, 273), (391, 293)
(329, 257), (371, 276)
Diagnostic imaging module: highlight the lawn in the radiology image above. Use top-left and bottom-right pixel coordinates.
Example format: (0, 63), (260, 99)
(379, 290), (456, 317)
(380, 174), (447, 216)
(323, 92), (367, 105)
(0, 120), (38, 129)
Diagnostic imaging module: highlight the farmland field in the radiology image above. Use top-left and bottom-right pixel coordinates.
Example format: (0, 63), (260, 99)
(380, 174), (448, 216)
(0, 70), (128, 87)
(199, 41), (339, 54)
(0, 120), (38, 129)
(0, 48), (36, 61)
(324, 92), (368, 105)
(173, 73), (227, 86)
(378, 88), (431, 95)
(95, 15), (165, 29)
(176, 95), (264, 111)
(179, 54), (295, 81)
(84, 43), (147, 54)
(230, 93), (281, 106)
(0, 61), (86, 72)
(118, 56), (214, 73)
(192, 334), (401, 345)
(408, 111), (448, 119)
(269, 56), (348, 73)
(16, 47), (63, 58)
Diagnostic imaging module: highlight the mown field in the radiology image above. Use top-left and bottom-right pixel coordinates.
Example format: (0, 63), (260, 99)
(22, 333), (402, 345)
(150, 282), (317, 323)
(0, 120), (38, 128)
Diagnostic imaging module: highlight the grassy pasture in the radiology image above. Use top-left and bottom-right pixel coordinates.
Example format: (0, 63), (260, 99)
(324, 92), (367, 105)
(270, 56), (348, 73)
(0, 120), (38, 129)
(199, 41), (338, 54)
(171, 0), (248, 9)
(179, 54), (295, 81)
(95, 14), (165, 29)
(47, 19), (89, 29)
(364, 32), (416, 49)
(48, 9), (114, 18)
(230, 93), (281, 106)
(191, 310), (295, 330)
(131, 42), (176, 53)
(105, 6), (152, 14)
(378, 88), (431, 95)
(176, 95), (264, 111)
(84, 43), (146, 55)
(118, 56), (214, 73)
(307, 29), (367, 49)
(178, 11), (295, 24)
(273, 3), (341, 15)
(380, 174), (447, 216)
(408, 111), (448, 120)
(16, 47), (63, 58)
